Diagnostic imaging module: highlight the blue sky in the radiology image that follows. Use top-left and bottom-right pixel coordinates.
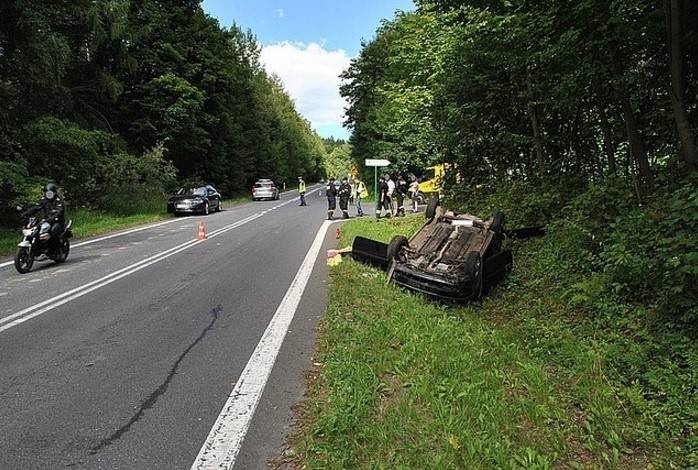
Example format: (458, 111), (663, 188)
(200, 0), (415, 140)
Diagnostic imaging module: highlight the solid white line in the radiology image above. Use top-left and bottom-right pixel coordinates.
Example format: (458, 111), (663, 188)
(191, 220), (331, 470)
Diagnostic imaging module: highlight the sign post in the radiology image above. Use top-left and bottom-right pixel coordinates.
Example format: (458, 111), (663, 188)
(365, 159), (391, 219)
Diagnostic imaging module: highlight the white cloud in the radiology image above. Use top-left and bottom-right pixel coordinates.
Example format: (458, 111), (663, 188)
(260, 41), (351, 140)
(273, 8), (284, 18)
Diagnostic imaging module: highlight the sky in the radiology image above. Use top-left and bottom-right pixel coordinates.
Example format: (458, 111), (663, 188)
(200, 0), (415, 141)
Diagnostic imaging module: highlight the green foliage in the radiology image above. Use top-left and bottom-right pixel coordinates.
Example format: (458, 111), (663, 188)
(346, 1), (697, 191)
(0, 161), (32, 227)
(92, 144), (178, 215)
(448, 180), (569, 228)
(324, 143), (354, 180)
(20, 117), (126, 206)
(594, 179), (698, 323)
(0, 1), (327, 202)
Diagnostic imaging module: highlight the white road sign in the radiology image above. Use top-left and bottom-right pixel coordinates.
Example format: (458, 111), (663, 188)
(365, 159), (391, 167)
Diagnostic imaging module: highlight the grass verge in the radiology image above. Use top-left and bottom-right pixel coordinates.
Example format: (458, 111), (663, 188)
(276, 214), (691, 469)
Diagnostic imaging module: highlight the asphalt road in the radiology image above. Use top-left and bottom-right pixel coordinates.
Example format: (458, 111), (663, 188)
(0, 186), (340, 469)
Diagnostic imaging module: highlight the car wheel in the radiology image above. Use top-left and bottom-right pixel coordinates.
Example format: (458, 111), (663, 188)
(425, 197), (440, 221)
(203, 202), (209, 215)
(387, 235), (409, 262)
(216, 200), (222, 212)
(416, 191), (426, 205)
(463, 251), (483, 300)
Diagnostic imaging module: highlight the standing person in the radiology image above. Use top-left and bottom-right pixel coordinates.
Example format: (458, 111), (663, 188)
(409, 177), (420, 213)
(22, 182), (65, 252)
(385, 174), (395, 217)
(395, 174), (408, 217)
(354, 176), (367, 217)
(377, 176), (388, 217)
(349, 178), (355, 206)
(298, 176), (307, 206)
(338, 177), (352, 219)
(326, 177), (337, 220)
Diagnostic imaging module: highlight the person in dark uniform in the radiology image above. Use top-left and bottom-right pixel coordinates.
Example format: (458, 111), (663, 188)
(326, 177), (337, 220)
(22, 182), (65, 251)
(395, 174), (408, 217)
(338, 177), (352, 219)
(378, 175), (389, 218)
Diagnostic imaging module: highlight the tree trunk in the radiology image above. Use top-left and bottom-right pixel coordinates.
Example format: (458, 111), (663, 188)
(609, 44), (654, 185)
(665, 0), (697, 172)
(526, 66), (546, 177)
(592, 75), (617, 176)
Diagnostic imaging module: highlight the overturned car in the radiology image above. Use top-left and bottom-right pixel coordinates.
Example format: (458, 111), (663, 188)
(352, 198), (515, 303)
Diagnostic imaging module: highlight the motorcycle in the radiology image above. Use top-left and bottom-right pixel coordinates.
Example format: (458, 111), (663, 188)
(14, 207), (73, 274)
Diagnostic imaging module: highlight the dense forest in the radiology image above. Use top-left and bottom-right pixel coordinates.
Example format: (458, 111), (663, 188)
(342, 0), (697, 326)
(0, 0), (328, 221)
(343, 0), (697, 185)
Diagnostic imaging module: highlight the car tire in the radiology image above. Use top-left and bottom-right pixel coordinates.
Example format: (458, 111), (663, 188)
(387, 235), (409, 262)
(203, 202), (209, 215)
(463, 251), (483, 300)
(425, 197), (439, 221)
(216, 200), (222, 212)
(415, 191), (426, 205)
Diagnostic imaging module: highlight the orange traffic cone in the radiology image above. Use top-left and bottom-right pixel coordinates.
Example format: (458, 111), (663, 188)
(197, 220), (207, 240)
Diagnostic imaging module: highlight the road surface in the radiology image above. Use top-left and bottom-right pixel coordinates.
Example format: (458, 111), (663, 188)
(0, 186), (341, 469)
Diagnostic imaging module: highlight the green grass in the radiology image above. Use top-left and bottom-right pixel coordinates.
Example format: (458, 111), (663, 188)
(277, 214), (690, 469)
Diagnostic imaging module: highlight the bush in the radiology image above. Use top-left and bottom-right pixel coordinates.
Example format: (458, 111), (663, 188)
(92, 144), (178, 215)
(597, 179), (698, 323)
(20, 116), (126, 206)
(0, 161), (32, 227)
(447, 179), (568, 227)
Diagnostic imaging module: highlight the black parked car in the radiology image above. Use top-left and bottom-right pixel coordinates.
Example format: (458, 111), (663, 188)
(167, 185), (222, 216)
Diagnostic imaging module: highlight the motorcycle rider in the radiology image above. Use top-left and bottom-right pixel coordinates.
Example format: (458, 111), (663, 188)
(22, 183), (65, 252)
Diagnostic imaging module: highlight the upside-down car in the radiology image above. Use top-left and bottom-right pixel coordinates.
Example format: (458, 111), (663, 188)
(352, 198), (514, 302)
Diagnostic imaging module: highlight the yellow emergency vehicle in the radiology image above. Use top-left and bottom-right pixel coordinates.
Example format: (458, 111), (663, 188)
(414, 163), (458, 203)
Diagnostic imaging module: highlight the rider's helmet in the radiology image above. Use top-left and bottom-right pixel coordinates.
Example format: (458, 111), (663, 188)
(44, 183), (57, 200)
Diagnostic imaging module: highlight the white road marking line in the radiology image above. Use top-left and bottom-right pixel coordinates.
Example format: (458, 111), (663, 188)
(191, 220), (330, 470)
(0, 205), (292, 333)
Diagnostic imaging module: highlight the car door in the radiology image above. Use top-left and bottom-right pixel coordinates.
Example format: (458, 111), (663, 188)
(207, 187), (220, 209)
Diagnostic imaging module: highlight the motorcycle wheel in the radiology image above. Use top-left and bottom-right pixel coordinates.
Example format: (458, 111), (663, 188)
(14, 247), (34, 274)
(52, 238), (70, 263)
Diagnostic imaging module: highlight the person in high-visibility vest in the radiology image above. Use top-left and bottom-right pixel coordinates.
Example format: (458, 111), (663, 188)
(298, 176), (307, 206)
(355, 177), (367, 217)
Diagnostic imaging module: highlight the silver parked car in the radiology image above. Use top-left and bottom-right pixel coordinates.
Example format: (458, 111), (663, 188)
(252, 180), (279, 201)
